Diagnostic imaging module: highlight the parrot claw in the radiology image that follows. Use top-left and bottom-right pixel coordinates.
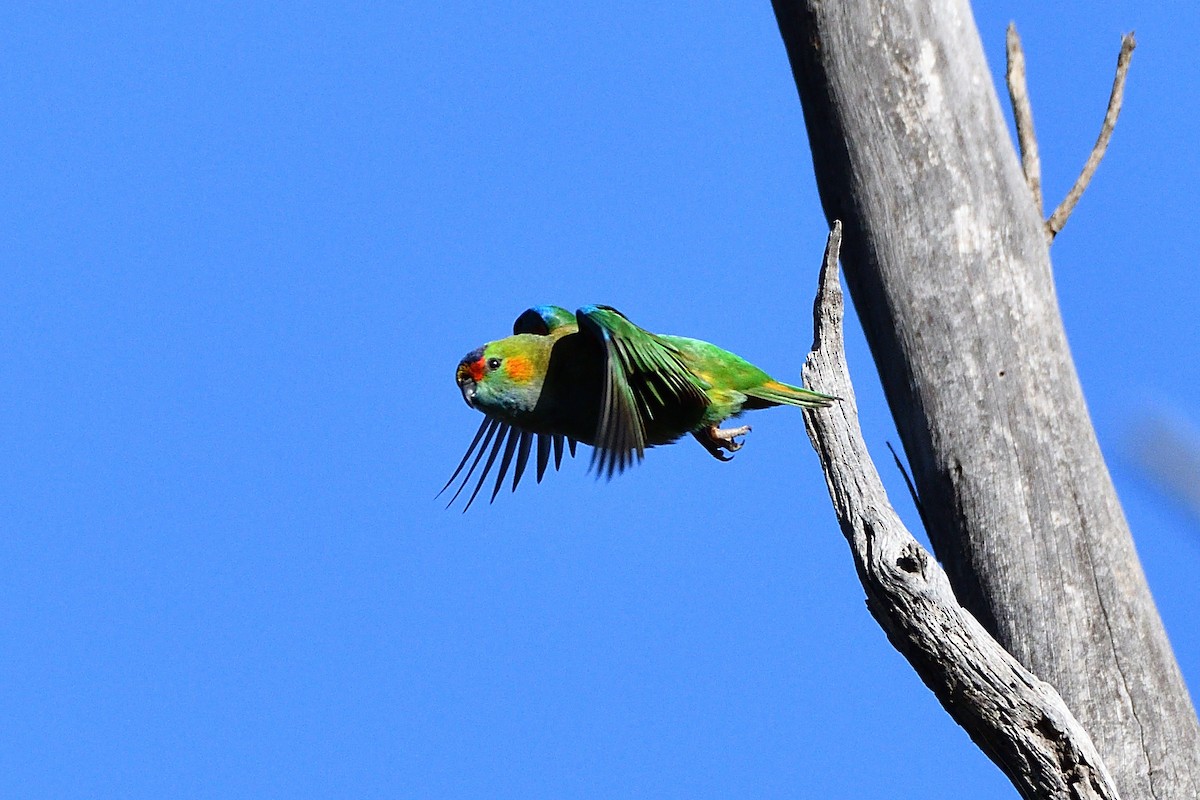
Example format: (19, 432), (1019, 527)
(693, 424), (752, 461)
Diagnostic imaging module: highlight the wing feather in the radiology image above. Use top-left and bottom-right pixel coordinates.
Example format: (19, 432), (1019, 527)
(512, 430), (533, 491)
(445, 418), (502, 508)
(490, 425), (522, 503)
(463, 422), (510, 512)
(438, 417), (492, 498)
(576, 306), (709, 478)
(444, 420), (577, 510)
(536, 434), (552, 483)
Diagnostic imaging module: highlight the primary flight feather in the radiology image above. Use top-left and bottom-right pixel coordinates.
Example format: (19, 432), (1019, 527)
(440, 305), (834, 510)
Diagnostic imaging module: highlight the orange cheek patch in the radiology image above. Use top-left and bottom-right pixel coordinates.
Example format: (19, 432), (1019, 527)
(505, 355), (534, 383)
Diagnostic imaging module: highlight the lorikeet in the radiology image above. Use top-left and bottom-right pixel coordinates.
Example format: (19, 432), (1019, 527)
(441, 305), (834, 509)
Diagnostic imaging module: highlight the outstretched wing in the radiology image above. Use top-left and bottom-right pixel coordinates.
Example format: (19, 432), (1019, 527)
(575, 305), (709, 478)
(512, 305), (577, 335)
(438, 418), (577, 512)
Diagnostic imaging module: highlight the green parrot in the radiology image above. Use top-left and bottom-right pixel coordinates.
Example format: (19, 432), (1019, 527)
(441, 304), (834, 509)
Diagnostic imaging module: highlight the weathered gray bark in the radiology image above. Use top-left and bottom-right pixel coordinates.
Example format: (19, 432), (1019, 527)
(805, 223), (1120, 800)
(771, 2), (1200, 798)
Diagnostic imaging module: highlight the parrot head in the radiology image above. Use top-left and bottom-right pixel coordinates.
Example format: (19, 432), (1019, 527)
(455, 335), (544, 419)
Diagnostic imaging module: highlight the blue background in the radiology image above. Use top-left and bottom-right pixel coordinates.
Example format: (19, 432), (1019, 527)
(3, 2), (1196, 797)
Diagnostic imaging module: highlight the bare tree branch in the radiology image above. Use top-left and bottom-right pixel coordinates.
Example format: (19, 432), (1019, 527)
(1006, 23), (1043, 216)
(802, 222), (1122, 800)
(1046, 34), (1136, 240)
(771, 4), (1200, 793)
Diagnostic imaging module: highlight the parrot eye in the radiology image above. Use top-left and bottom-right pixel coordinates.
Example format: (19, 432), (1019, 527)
(487, 357), (502, 370)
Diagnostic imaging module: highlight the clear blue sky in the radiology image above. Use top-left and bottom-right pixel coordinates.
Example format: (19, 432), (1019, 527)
(3, 2), (1197, 797)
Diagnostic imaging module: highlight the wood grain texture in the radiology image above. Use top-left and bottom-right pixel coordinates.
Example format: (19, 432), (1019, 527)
(804, 223), (1120, 800)
(771, 2), (1200, 798)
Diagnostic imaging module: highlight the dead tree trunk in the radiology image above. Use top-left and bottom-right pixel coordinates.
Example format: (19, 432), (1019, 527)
(770, 1), (1200, 798)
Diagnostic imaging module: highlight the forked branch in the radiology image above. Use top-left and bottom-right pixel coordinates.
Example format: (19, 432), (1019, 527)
(801, 222), (1122, 800)
(1005, 28), (1135, 240)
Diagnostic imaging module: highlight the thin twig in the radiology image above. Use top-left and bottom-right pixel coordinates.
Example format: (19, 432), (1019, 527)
(1046, 33), (1136, 240)
(1006, 23), (1043, 216)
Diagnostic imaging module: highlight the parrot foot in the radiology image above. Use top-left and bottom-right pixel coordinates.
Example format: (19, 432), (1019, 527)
(693, 424), (752, 462)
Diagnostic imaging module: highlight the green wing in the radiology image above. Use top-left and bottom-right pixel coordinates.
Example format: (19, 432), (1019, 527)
(575, 305), (709, 478)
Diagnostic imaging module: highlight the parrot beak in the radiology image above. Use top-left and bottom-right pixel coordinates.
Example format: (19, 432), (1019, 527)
(456, 359), (479, 408)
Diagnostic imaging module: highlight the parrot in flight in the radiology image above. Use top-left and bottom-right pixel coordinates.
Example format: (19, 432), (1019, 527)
(441, 304), (834, 510)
